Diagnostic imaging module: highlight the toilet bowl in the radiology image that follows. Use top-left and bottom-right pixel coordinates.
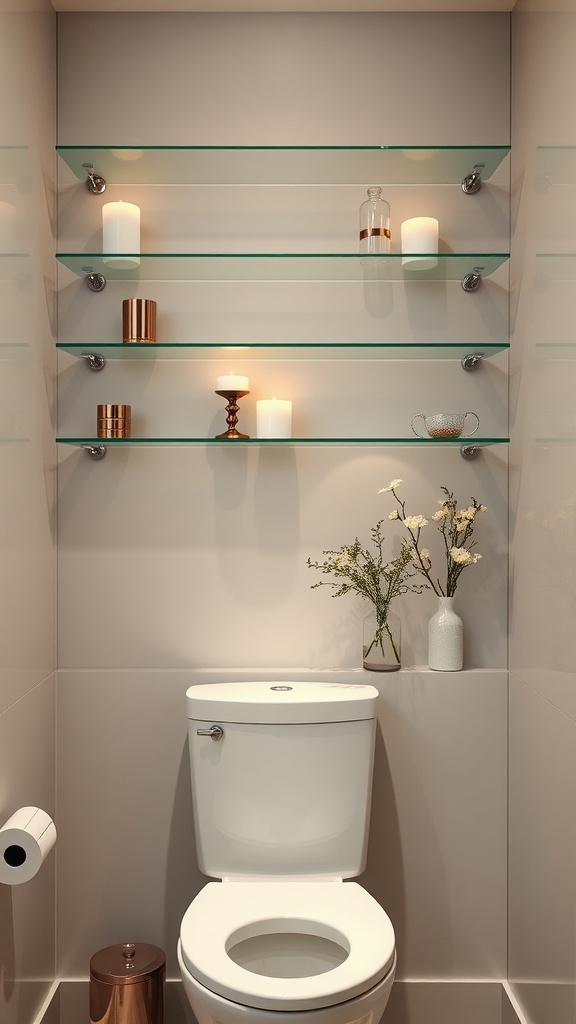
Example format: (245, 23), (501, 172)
(179, 880), (395, 1024)
(180, 682), (396, 1024)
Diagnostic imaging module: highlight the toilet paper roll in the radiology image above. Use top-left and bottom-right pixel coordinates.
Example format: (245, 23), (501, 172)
(0, 807), (56, 885)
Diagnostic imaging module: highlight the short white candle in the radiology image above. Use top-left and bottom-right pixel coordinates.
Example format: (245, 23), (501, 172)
(216, 374), (249, 392)
(102, 201), (141, 269)
(401, 216), (439, 271)
(256, 398), (292, 438)
(0, 201), (16, 253)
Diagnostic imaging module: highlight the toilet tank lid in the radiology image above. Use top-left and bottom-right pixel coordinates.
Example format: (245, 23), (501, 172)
(186, 681), (378, 724)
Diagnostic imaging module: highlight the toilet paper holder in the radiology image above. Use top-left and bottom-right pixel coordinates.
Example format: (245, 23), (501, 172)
(0, 807), (56, 885)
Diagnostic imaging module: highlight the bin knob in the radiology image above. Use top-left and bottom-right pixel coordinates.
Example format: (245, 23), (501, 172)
(122, 943), (136, 967)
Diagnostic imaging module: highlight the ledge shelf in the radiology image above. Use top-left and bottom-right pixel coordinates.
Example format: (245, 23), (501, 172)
(57, 144), (510, 187)
(57, 252), (509, 284)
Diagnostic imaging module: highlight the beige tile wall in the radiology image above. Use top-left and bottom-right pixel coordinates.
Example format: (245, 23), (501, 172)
(510, 3), (576, 1022)
(0, 3), (57, 1023)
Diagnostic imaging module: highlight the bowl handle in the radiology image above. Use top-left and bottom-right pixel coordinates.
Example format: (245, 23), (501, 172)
(411, 414), (426, 437)
(462, 412), (480, 436)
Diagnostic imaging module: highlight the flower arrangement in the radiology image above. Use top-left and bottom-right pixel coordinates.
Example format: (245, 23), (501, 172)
(306, 519), (426, 667)
(379, 479), (487, 597)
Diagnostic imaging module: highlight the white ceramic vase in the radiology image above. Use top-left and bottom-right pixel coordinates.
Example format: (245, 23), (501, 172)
(428, 596), (463, 671)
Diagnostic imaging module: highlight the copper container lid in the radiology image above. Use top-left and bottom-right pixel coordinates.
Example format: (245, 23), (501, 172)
(123, 298), (156, 343)
(90, 942), (165, 987)
(97, 404), (132, 419)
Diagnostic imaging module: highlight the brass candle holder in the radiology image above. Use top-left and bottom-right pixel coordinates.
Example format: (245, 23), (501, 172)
(215, 390), (250, 439)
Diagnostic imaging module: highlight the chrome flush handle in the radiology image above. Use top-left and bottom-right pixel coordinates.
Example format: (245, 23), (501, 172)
(196, 724), (224, 741)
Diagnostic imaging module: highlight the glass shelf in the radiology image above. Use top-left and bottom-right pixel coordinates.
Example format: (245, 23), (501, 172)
(56, 252), (509, 283)
(57, 342), (509, 361)
(57, 436), (510, 449)
(57, 145), (510, 186)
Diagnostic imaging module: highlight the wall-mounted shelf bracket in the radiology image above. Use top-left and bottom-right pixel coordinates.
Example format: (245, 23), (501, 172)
(461, 266), (484, 292)
(81, 352), (106, 371)
(460, 352), (484, 372)
(460, 444), (481, 461)
(82, 163), (107, 194)
(461, 163), (486, 194)
(83, 269), (107, 292)
(81, 444), (107, 460)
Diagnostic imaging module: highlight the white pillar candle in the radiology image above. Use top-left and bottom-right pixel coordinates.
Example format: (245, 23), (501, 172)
(102, 201), (141, 269)
(401, 216), (439, 271)
(0, 201), (16, 253)
(256, 398), (292, 438)
(216, 374), (249, 392)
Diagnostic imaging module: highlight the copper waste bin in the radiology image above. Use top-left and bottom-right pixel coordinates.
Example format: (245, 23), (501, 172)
(89, 942), (165, 1024)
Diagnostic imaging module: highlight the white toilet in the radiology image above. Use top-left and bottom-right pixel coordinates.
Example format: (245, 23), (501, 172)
(178, 681), (396, 1024)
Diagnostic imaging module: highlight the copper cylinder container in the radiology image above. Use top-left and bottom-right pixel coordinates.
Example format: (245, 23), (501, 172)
(123, 298), (157, 343)
(89, 942), (165, 1024)
(97, 404), (132, 438)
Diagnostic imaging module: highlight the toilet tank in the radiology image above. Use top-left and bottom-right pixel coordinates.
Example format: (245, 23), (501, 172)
(185, 681), (379, 880)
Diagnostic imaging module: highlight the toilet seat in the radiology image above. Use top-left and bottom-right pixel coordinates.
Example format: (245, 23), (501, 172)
(179, 880), (395, 1012)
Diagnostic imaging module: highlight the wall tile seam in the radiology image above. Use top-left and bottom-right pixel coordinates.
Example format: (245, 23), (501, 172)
(509, 669), (576, 727)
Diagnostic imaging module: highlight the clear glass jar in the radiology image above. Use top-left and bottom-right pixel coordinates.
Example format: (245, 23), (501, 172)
(359, 186), (391, 255)
(363, 606), (401, 672)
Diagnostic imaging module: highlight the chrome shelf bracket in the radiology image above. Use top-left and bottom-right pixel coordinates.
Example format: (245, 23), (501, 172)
(81, 444), (107, 460)
(83, 269), (107, 292)
(461, 266), (484, 292)
(82, 163), (107, 194)
(461, 163), (486, 195)
(460, 352), (484, 372)
(460, 444), (481, 461)
(81, 352), (106, 371)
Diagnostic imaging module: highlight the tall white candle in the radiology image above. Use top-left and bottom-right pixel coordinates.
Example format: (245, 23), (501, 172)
(216, 374), (249, 392)
(401, 216), (439, 271)
(102, 201), (141, 269)
(0, 201), (16, 253)
(256, 398), (292, 438)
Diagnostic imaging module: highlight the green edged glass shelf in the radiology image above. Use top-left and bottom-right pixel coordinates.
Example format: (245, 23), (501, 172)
(57, 342), (509, 362)
(57, 436), (509, 449)
(57, 145), (510, 187)
(56, 252), (509, 283)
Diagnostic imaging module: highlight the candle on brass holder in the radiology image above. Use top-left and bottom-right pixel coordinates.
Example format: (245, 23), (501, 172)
(215, 390), (250, 439)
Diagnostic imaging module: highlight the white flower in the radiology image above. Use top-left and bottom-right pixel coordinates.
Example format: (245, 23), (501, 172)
(480, 505), (488, 513)
(388, 510), (399, 520)
(450, 546), (482, 565)
(432, 509), (448, 521)
(378, 478), (403, 493)
(403, 515), (428, 530)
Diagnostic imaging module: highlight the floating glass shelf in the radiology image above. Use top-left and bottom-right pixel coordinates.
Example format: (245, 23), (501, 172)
(57, 145), (510, 187)
(56, 252), (509, 283)
(57, 436), (509, 449)
(57, 342), (509, 362)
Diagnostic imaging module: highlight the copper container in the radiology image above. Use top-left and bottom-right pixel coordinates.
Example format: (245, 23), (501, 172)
(90, 942), (165, 1024)
(123, 298), (157, 343)
(97, 404), (132, 439)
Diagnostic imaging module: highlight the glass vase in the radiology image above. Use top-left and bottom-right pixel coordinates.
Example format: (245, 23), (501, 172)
(363, 607), (401, 672)
(428, 595), (463, 671)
